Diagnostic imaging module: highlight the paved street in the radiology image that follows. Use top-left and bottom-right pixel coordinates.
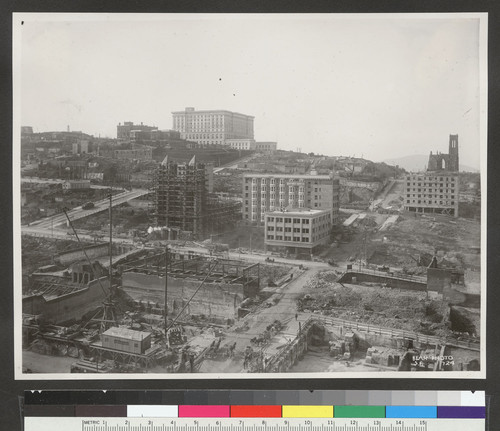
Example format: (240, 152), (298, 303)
(25, 189), (149, 229)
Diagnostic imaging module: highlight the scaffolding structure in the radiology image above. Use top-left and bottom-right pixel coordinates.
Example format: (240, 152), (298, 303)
(150, 156), (240, 238)
(150, 156), (207, 237)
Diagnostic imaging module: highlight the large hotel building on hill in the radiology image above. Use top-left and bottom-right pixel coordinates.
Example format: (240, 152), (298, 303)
(172, 107), (254, 146)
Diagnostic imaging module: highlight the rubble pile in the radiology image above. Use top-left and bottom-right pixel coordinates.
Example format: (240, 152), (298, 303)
(298, 271), (450, 337)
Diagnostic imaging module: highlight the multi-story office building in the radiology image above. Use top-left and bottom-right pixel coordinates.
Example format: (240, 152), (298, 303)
(264, 208), (332, 257)
(403, 173), (459, 217)
(172, 107), (254, 146)
(242, 173), (340, 224)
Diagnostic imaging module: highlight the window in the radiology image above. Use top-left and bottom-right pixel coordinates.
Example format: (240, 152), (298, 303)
(267, 235), (274, 240)
(302, 228), (309, 233)
(285, 227), (291, 232)
(285, 218), (292, 223)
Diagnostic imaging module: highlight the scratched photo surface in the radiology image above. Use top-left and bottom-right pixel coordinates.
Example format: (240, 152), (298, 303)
(13, 13), (487, 379)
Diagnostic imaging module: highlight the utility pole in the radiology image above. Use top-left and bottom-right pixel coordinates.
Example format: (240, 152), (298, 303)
(164, 245), (169, 342)
(109, 188), (113, 295)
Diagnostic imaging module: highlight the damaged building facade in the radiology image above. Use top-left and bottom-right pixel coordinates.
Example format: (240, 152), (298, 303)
(427, 134), (459, 172)
(22, 264), (111, 324)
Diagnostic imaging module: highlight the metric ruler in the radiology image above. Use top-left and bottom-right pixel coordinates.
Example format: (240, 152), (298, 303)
(24, 417), (485, 431)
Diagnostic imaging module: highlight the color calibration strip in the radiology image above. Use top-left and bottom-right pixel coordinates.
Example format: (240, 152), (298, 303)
(23, 404), (485, 419)
(24, 389), (486, 407)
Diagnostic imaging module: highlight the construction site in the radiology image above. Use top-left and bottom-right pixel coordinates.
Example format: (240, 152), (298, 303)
(21, 207), (481, 375)
(20, 143), (482, 375)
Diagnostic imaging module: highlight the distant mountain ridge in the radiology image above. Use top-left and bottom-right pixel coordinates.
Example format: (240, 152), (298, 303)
(383, 155), (479, 173)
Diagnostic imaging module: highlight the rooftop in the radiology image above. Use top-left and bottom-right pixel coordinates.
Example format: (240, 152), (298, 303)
(266, 208), (331, 216)
(102, 326), (151, 341)
(172, 108), (254, 119)
(406, 172), (459, 177)
(243, 173), (333, 180)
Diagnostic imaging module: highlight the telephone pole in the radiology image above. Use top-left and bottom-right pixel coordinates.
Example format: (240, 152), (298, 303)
(164, 246), (169, 340)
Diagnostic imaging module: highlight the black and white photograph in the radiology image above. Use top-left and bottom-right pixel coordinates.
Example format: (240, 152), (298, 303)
(13, 13), (487, 379)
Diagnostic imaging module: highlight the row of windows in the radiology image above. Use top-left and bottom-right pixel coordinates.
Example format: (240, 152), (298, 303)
(184, 133), (224, 139)
(247, 177), (327, 185)
(406, 177), (457, 182)
(267, 217), (311, 224)
(267, 235), (310, 242)
(406, 188), (456, 193)
(406, 200), (455, 205)
(407, 194), (453, 199)
(268, 226), (310, 233)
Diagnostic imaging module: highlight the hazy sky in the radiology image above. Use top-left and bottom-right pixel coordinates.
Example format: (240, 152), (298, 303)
(16, 14), (485, 168)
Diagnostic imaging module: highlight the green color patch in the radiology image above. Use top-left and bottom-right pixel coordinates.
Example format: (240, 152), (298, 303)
(334, 406), (385, 418)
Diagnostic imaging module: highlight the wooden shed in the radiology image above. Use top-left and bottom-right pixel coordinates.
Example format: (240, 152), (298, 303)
(101, 327), (152, 355)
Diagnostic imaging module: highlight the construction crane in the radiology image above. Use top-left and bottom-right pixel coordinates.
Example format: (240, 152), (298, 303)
(62, 192), (118, 334)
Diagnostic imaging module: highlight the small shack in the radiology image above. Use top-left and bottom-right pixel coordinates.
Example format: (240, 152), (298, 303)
(101, 327), (152, 354)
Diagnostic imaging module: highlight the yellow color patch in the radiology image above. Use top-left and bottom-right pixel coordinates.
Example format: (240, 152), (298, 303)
(282, 405), (334, 418)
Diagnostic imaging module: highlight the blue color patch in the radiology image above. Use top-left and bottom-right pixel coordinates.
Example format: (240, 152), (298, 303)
(386, 406), (437, 418)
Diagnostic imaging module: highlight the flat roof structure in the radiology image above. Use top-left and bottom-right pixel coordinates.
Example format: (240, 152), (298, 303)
(172, 108), (254, 119)
(102, 327), (151, 341)
(243, 173), (332, 180)
(266, 208), (330, 217)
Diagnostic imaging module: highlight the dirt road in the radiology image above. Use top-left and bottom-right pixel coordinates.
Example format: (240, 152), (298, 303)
(199, 267), (324, 374)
